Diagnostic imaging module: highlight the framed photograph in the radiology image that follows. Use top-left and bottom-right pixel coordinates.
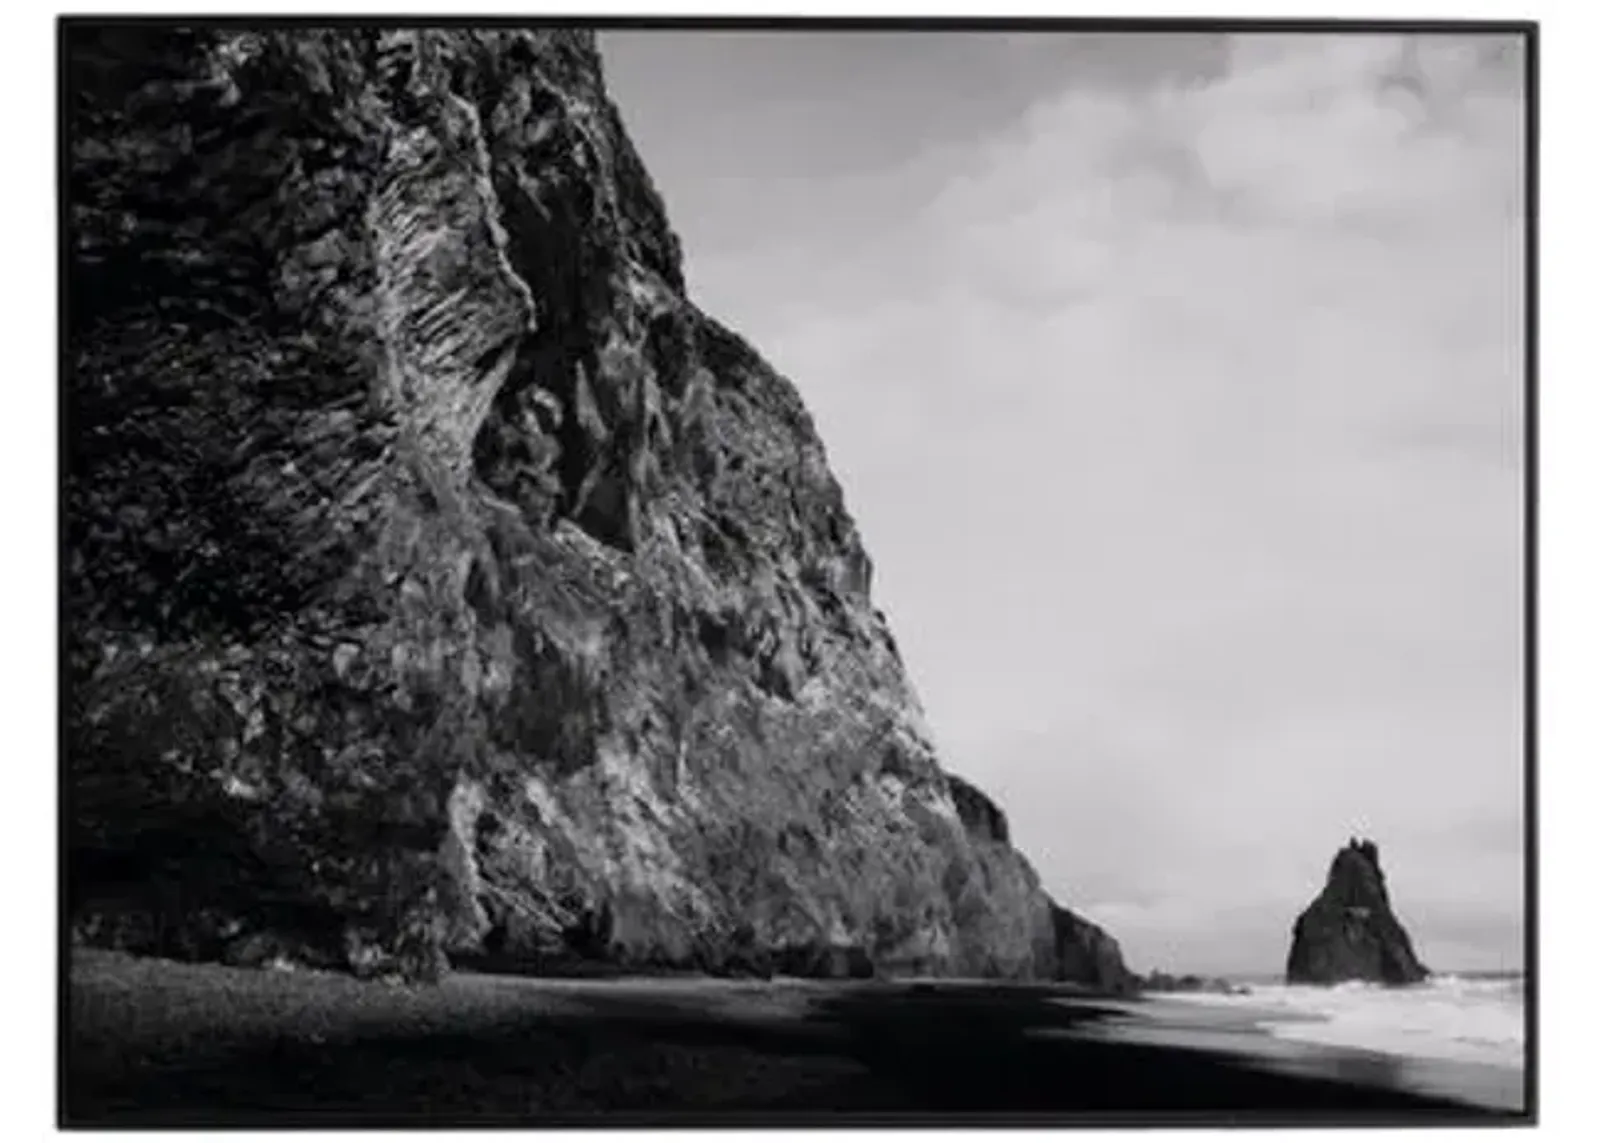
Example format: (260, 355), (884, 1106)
(58, 14), (1533, 1128)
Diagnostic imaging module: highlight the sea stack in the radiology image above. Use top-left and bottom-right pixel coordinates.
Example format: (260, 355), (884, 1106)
(64, 27), (1128, 988)
(1286, 838), (1429, 985)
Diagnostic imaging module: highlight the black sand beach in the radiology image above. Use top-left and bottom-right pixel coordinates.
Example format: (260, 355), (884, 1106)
(63, 950), (1522, 1126)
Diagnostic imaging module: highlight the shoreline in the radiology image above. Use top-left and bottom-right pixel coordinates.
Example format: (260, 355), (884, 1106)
(1066, 993), (1525, 1112)
(63, 949), (1523, 1125)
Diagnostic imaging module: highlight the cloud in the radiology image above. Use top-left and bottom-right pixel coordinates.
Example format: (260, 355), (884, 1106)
(622, 33), (1526, 974)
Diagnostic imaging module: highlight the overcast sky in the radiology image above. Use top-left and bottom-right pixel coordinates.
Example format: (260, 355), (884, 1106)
(599, 30), (1526, 976)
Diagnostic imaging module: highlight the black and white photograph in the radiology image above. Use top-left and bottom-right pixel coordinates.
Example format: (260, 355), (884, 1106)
(57, 13), (1533, 1128)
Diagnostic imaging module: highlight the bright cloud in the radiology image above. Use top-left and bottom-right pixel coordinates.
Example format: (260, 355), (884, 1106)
(605, 32), (1526, 975)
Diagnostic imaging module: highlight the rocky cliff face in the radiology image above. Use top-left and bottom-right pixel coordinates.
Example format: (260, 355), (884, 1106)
(1286, 839), (1429, 986)
(64, 26), (1129, 988)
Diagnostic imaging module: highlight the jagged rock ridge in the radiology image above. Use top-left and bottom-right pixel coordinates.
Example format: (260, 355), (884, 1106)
(64, 26), (1130, 989)
(1286, 838), (1429, 986)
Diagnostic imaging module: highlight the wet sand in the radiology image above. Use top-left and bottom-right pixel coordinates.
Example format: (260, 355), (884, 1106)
(63, 950), (1525, 1126)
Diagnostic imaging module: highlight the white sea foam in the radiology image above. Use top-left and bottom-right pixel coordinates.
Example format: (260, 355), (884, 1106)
(1178, 974), (1525, 1070)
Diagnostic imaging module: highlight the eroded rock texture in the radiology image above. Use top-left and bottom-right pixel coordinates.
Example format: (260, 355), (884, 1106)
(64, 26), (1129, 987)
(1286, 839), (1429, 986)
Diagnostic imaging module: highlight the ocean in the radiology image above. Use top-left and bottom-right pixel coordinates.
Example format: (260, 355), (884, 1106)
(1179, 972), (1526, 1071)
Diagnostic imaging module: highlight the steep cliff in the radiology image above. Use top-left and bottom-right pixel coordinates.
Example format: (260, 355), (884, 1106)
(1286, 839), (1429, 985)
(64, 26), (1128, 987)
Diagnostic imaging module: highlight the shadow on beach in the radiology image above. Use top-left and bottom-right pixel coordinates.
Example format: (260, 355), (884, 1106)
(63, 952), (1514, 1127)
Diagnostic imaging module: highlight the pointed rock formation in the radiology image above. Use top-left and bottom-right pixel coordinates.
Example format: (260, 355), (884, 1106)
(1286, 838), (1429, 985)
(64, 26), (1128, 988)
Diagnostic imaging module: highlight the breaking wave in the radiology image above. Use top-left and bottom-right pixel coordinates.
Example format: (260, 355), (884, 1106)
(1183, 973), (1525, 1070)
